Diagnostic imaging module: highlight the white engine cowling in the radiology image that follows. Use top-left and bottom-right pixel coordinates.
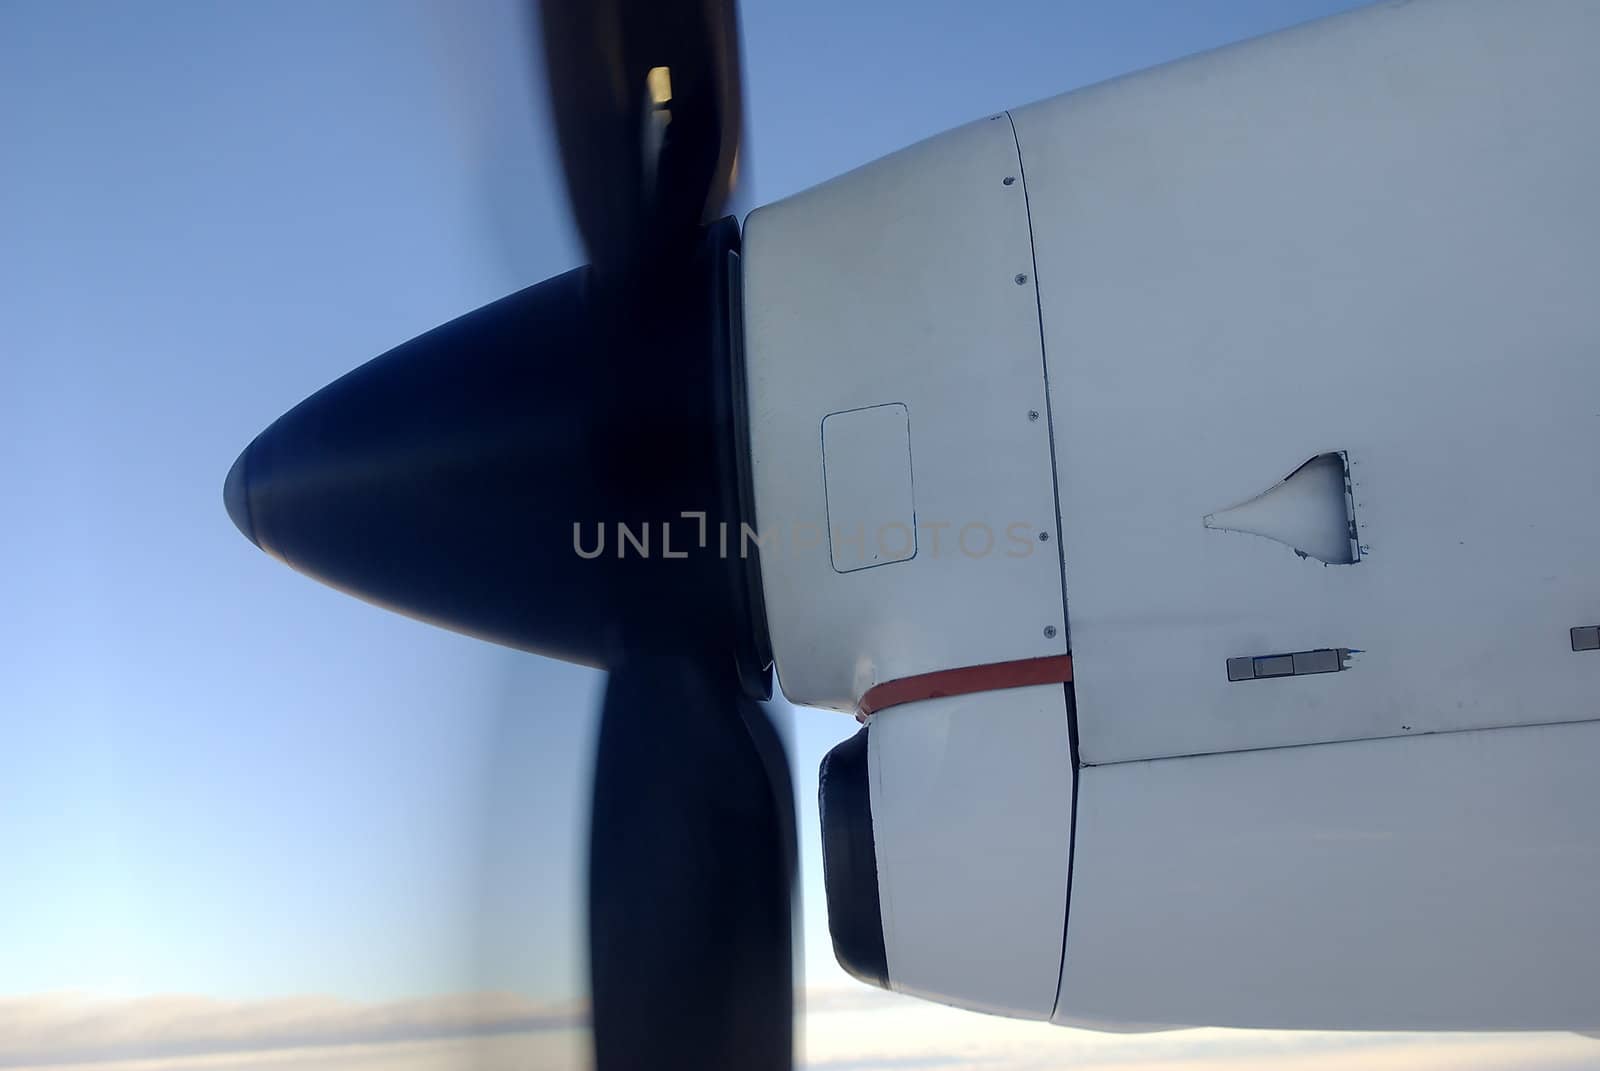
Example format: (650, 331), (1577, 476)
(743, 0), (1600, 1031)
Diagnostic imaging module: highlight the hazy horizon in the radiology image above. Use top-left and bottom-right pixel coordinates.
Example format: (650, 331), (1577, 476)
(5, 986), (1598, 1071)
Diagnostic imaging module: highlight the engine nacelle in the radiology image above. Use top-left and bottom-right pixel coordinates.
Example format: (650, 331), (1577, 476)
(742, 0), (1600, 1031)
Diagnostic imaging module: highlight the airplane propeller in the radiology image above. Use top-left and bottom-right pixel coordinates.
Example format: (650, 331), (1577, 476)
(223, 2), (796, 1068)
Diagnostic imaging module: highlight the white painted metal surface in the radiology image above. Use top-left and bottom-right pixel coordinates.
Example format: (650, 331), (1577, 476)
(1056, 720), (1600, 1031)
(868, 684), (1073, 1018)
(775, 0), (1600, 1034)
(1009, 0), (1600, 764)
(742, 117), (1066, 711)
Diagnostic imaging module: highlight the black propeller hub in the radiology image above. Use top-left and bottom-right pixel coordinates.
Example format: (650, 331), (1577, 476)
(225, 217), (769, 694)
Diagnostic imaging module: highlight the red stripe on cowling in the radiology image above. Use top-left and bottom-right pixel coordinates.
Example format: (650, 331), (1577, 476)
(855, 654), (1073, 720)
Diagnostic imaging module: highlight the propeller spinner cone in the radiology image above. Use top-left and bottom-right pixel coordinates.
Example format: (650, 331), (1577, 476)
(222, 219), (767, 685)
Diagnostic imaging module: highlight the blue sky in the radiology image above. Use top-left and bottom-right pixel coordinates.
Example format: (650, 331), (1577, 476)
(19, 1), (1589, 1068)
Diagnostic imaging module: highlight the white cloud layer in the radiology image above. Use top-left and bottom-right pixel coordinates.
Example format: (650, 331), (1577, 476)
(799, 989), (1600, 1071)
(0, 991), (583, 1068)
(3, 987), (1597, 1071)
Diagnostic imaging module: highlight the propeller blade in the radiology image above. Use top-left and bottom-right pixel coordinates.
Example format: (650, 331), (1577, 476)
(589, 655), (796, 1070)
(535, 0), (744, 274)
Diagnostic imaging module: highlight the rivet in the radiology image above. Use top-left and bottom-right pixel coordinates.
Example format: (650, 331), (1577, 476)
(1027, 409), (1040, 422)
(1014, 273), (1028, 285)
(1038, 531), (1050, 542)
(1043, 625), (1058, 638)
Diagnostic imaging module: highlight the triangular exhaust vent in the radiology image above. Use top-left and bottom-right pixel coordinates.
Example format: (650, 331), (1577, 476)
(1204, 452), (1360, 565)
